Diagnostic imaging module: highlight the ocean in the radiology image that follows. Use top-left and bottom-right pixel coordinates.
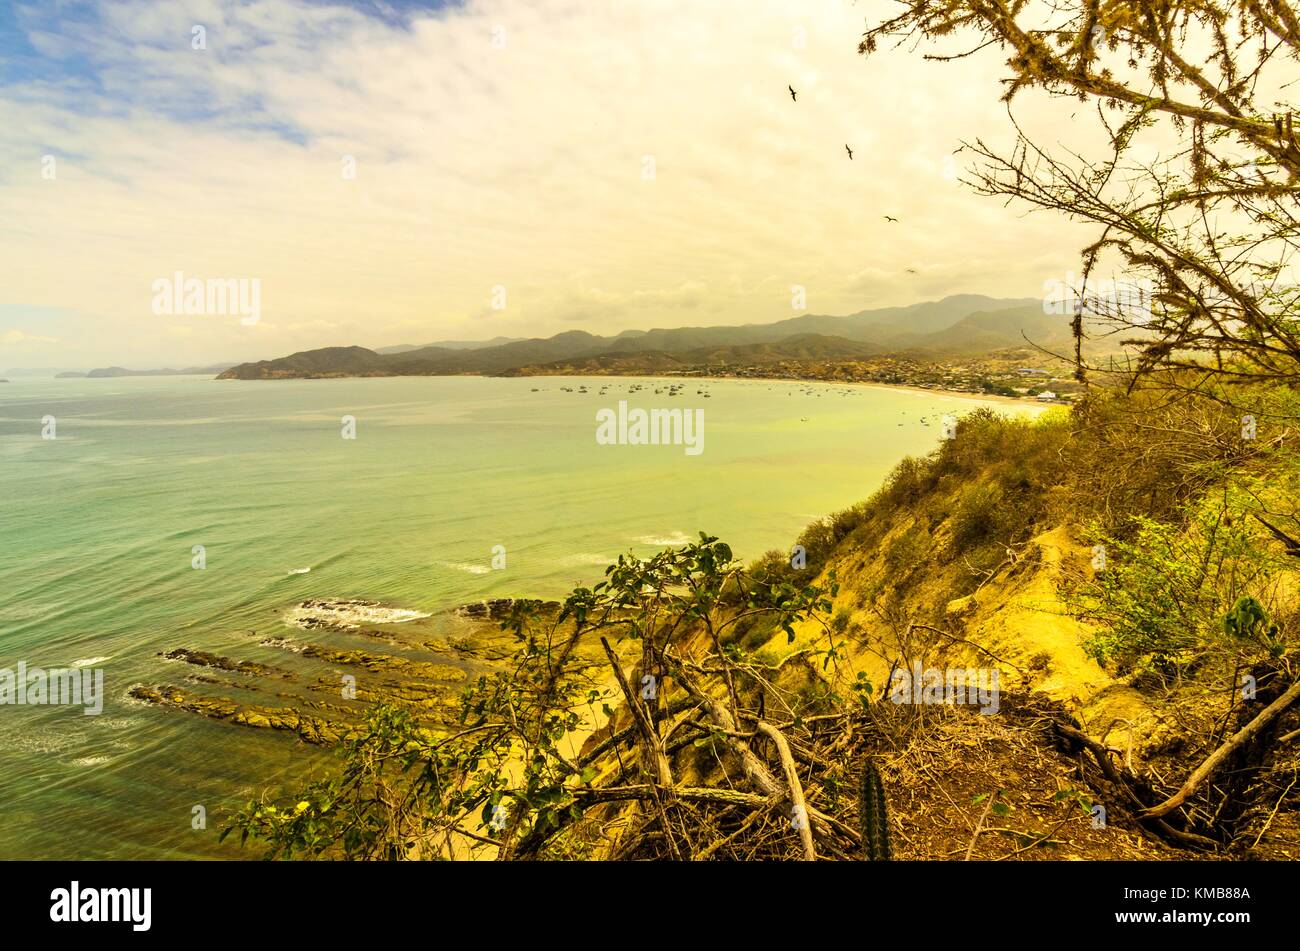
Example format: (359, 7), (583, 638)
(0, 373), (1042, 858)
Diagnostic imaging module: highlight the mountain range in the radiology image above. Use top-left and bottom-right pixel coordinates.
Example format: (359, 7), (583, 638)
(217, 295), (1078, 380)
(375, 336), (526, 354)
(55, 364), (236, 378)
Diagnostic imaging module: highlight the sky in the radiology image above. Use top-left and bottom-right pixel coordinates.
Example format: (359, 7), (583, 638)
(0, 0), (1099, 369)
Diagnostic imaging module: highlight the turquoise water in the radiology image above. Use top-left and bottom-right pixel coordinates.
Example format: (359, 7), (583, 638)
(0, 374), (1039, 858)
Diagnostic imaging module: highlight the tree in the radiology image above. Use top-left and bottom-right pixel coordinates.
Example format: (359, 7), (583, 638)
(226, 534), (868, 861)
(863, 1), (1300, 390)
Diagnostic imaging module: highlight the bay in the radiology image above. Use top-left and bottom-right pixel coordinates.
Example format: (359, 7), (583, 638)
(0, 374), (1043, 858)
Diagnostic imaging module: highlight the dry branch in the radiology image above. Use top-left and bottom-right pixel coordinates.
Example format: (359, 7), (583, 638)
(1143, 676), (1300, 819)
(756, 721), (817, 860)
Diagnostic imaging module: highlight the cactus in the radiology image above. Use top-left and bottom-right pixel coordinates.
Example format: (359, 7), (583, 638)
(859, 756), (892, 861)
(1224, 595), (1283, 654)
(1224, 595), (1268, 638)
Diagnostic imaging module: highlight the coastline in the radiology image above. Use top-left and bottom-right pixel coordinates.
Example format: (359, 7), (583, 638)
(512, 371), (1058, 409)
(212, 369), (1062, 408)
(680, 373), (1054, 408)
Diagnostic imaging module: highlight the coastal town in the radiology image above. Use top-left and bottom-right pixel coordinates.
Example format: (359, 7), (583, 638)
(518, 348), (1084, 404)
(680, 353), (1080, 402)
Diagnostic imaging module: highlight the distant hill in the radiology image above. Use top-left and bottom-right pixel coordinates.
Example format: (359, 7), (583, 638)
(376, 336), (525, 354)
(887, 304), (1077, 356)
(752, 294), (1040, 346)
(218, 295), (1071, 380)
(502, 334), (885, 376)
(221, 333), (613, 379)
(678, 333), (885, 363)
(554, 295), (1040, 356)
(83, 363), (236, 378)
(214, 347), (388, 379)
(6, 367), (86, 377)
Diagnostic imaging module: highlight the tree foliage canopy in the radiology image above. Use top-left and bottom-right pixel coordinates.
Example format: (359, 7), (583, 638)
(865, 1), (1300, 388)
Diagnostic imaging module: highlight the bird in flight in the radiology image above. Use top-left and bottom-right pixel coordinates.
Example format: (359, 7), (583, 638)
(845, 144), (854, 159)
(883, 215), (898, 222)
(788, 85), (797, 101)
(906, 268), (917, 274)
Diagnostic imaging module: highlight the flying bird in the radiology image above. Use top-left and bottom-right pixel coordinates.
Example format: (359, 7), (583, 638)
(906, 268), (917, 274)
(845, 144), (854, 159)
(788, 85), (797, 101)
(883, 215), (898, 222)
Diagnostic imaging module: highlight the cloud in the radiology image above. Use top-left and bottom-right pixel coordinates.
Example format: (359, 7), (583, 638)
(550, 281), (711, 324)
(0, 0), (1098, 366)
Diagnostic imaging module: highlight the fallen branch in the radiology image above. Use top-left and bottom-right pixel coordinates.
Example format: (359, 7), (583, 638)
(664, 650), (854, 849)
(601, 635), (679, 860)
(663, 651), (783, 797)
(571, 784), (768, 808)
(1143, 677), (1300, 819)
(576, 695), (698, 769)
(964, 795), (994, 861)
(756, 721), (817, 860)
(1050, 719), (1220, 850)
(600, 636), (673, 789)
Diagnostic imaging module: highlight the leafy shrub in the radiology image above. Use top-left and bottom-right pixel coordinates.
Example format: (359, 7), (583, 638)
(949, 482), (1007, 555)
(1067, 492), (1283, 675)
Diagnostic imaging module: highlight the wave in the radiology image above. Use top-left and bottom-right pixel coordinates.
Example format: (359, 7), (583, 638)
(90, 715), (141, 731)
(71, 755), (113, 768)
(285, 598), (431, 631)
(440, 561), (491, 575)
(5, 730), (82, 755)
(565, 553), (614, 566)
(634, 531), (691, 547)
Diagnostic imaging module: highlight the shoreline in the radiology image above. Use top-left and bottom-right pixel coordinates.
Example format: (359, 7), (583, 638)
(211, 369), (1062, 408)
(512, 371), (1057, 409)
(827, 377), (1045, 406)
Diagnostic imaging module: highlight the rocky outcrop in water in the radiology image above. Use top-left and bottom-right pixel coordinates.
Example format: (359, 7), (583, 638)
(131, 598), (524, 744)
(128, 685), (347, 745)
(160, 648), (290, 678)
(453, 597), (560, 621)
